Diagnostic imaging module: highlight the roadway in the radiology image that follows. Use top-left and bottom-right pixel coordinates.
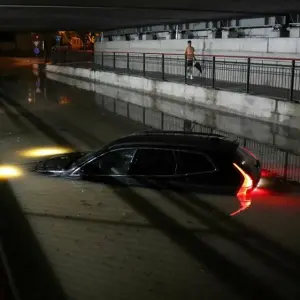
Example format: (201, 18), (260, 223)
(0, 59), (300, 300)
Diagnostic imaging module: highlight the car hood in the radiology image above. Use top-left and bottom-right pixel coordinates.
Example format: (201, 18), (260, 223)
(33, 151), (86, 172)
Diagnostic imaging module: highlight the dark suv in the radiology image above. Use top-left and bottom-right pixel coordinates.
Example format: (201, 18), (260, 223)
(33, 131), (261, 196)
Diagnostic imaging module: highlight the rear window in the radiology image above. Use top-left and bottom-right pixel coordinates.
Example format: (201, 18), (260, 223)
(237, 147), (258, 166)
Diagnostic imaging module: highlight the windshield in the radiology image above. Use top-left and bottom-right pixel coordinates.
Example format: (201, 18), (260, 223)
(67, 151), (96, 169)
(67, 146), (108, 170)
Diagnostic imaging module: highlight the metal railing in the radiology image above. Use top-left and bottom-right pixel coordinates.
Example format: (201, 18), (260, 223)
(91, 51), (300, 103)
(50, 50), (300, 103)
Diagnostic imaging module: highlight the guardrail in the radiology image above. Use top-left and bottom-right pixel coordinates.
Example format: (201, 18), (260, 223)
(91, 51), (300, 103)
(50, 50), (300, 102)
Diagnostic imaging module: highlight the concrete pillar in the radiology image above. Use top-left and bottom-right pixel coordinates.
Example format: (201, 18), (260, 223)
(39, 32), (57, 61)
(177, 32), (184, 39)
(289, 27), (300, 37)
(222, 30), (229, 38)
(207, 31), (214, 39)
(130, 34), (139, 41)
(269, 29), (281, 38)
(184, 120), (193, 131)
(142, 34), (152, 40)
(114, 35), (126, 41)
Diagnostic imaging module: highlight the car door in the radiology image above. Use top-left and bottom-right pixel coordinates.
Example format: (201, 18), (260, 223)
(75, 148), (137, 186)
(127, 148), (177, 188)
(173, 150), (217, 192)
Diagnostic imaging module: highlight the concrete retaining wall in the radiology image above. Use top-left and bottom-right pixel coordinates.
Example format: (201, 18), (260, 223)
(46, 64), (300, 130)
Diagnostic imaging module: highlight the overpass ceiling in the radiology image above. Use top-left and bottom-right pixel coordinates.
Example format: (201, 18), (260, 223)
(0, 1), (299, 30)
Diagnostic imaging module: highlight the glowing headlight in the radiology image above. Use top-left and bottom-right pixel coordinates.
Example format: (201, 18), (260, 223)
(19, 146), (73, 158)
(0, 165), (22, 179)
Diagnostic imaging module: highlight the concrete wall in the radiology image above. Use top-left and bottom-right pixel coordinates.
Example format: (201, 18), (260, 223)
(95, 38), (300, 58)
(94, 52), (300, 92)
(46, 64), (300, 131)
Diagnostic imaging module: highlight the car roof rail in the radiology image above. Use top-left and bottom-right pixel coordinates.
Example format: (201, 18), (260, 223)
(134, 130), (227, 139)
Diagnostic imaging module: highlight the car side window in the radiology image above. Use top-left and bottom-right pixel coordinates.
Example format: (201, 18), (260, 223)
(130, 149), (176, 176)
(175, 150), (215, 174)
(82, 148), (136, 175)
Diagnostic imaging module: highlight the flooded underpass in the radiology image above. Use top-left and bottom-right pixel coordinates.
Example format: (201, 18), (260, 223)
(0, 63), (300, 300)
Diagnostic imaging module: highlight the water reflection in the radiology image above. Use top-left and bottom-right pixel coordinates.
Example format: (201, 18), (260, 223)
(31, 63), (47, 99)
(58, 95), (71, 105)
(28, 88), (35, 104)
(231, 194), (252, 216)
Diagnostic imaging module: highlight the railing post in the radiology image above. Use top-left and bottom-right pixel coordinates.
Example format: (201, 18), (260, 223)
(101, 52), (104, 70)
(246, 57), (251, 93)
(127, 53), (130, 73)
(162, 54), (165, 80)
(184, 120), (193, 132)
(143, 53), (146, 77)
(142, 107), (146, 124)
(289, 59), (296, 102)
(184, 55), (187, 84)
(113, 52), (116, 69)
(284, 152), (289, 182)
(212, 56), (216, 89)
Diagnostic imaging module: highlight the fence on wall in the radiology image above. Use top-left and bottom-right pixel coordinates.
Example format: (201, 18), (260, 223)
(92, 51), (300, 103)
(51, 50), (300, 102)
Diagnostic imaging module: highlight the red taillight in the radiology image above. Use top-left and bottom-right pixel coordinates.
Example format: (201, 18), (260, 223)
(233, 163), (253, 196)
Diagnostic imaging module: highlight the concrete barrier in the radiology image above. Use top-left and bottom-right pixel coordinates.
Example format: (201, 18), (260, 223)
(46, 64), (300, 130)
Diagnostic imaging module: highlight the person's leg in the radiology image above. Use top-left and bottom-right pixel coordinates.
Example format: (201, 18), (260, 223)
(187, 60), (193, 79)
(190, 62), (194, 79)
(186, 60), (190, 77)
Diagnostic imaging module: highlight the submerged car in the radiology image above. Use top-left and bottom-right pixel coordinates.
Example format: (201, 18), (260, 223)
(32, 130), (261, 196)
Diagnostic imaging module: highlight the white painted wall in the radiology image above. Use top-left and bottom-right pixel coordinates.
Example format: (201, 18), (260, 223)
(95, 38), (300, 59)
